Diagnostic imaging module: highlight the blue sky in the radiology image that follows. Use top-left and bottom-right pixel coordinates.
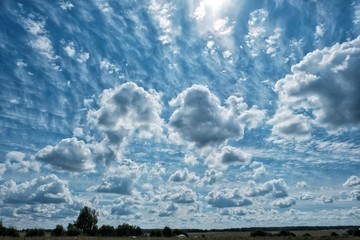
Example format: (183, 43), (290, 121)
(0, 0), (360, 229)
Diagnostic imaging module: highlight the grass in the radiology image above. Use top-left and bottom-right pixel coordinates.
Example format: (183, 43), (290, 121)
(0, 229), (358, 240)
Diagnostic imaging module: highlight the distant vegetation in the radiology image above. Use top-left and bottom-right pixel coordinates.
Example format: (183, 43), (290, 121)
(0, 206), (188, 238)
(0, 207), (359, 238)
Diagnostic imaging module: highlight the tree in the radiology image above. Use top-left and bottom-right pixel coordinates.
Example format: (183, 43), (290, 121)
(98, 225), (116, 237)
(116, 223), (142, 237)
(52, 225), (65, 237)
(150, 229), (162, 237)
(162, 226), (173, 237)
(74, 206), (98, 236)
(67, 223), (82, 236)
(25, 228), (45, 237)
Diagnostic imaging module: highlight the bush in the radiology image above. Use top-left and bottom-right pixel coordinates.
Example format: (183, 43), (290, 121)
(303, 233), (312, 237)
(173, 229), (188, 237)
(98, 225), (116, 237)
(250, 229), (271, 237)
(330, 231), (339, 237)
(347, 229), (360, 237)
(278, 229), (296, 237)
(52, 225), (65, 237)
(25, 228), (45, 237)
(150, 229), (162, 237)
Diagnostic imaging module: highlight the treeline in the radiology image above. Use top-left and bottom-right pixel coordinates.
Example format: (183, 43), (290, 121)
(0, 206), (188, 238)
(0, 221), (20, 237)
(185, 225), (360, 233)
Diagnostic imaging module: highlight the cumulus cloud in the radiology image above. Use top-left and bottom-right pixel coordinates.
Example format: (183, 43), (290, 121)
(5, 151), (40, 172)
(351, 190), (360, 200)
(92, 176), (134, 195)
(300, 192), (315, 200)
(272, 36), (360, 135)
(206, 188), (252, 208)
(163, 186), (197, 204)
(272, 197), (296, 208)
(206, 146), (251, 169)
(296, 181), (308, 189)
(246, 179), (288, 198)
(267, 107), (311, 142)
(168, 168), (200, 183)
(0, 175), (72, 204)
(35, 137), (94, 172)
(111, 197), (139, 215)
(202, 169), (221, 185)
(169, 85), (265, 149)
(88, 82), (164, 160)
(249, 161), (267, 178)
(317, 195), (333, 203)
(169, 85), (242, 147)
(348, 207), (360, 218)
(343, 175), (360, 187)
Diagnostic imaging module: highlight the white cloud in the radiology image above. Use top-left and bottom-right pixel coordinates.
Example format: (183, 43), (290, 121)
(163, 186), (197, 204)
(213, 17), (234, 36)
(16, 59), (27, 67)
(100, 58), (120, 74)
(314, 24), (325, 41)
(0, 175), (72, 204)
(267, 107), (311, 142)
(169, 85), (243, 148)
(343, 175), (360, 187)
(226, 96), (266, 130)
(22, 16), (60, 68)
(273, 36), (360, 135)
(169, 168), (200, 183)
(77, 52), (90, 63)
(300, 192), (315, 200)
(266, 27), (282, 57)
(63, 42), (76, 57)
(206, 146), (251, 169)
(92, 176), (134, 195)
(202, 169), (221, 185)
(353, 4), (360, 25)
(88, 82), (164, 159)
(317, 195), (333, 203)
(348, 207), (360, 218)
(5, 151), (40, 172)
(110, 196), (141, 216)
(245, 9), (268, 56)
(351, 190), (360, 200)
(206, 188), (252, 208)
(35, 137), (94, 172)
(73, 127), (84, 137)
(249, 161), (267, 178)
(148, 0), (176, 44)
(59, 1), (74, 10)
(296, 181), (308, 189)
(271, 197), (296, 208)
(246, 179), (288, 198)
(193, 2), (206, 20)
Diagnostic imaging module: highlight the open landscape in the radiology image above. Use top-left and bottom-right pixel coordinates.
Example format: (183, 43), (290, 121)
(0, 0), (359, 237)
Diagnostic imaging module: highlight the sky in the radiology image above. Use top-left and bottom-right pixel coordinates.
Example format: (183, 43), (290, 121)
(0, 0), (360, 229)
